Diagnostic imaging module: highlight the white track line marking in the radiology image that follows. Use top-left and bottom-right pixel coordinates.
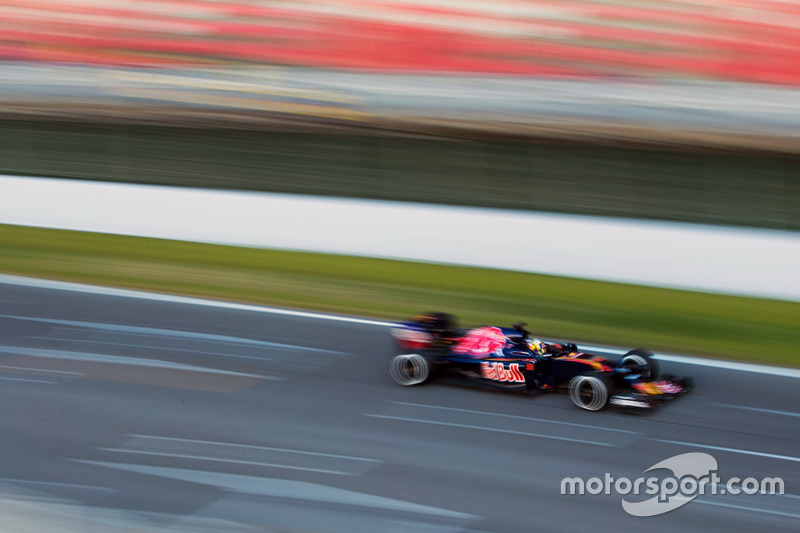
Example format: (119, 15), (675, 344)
(555, 344), (800, 379)
(128, 435), (381, 463)
(72, 461), (476, 519)
(0, 274), (393, 327)
(0, 478), (114, 493)
(2, 273), (798, 377)
(711, 404), (800, 418)
(0, 345), (273, 380)
(0, 376), (55, 384)
(102, 435), (381, 476)
(366, 414), (618, 447)
(98, 449), (355, 476)
(0, 365), (83, 376)
(694, 499), (800, 520)
(390, 401), (640, 434)
(653, 439), (800, 463)
(2, 314), (341, 353)
(31, 336), (274, 360)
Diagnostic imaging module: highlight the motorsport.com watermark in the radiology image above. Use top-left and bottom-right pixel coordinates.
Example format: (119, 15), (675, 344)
(561, 452), (785, 517)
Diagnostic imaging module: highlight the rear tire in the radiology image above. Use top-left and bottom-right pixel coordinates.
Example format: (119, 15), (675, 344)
(569, 374), (613, 411)
(389, 353), (434, 386)
(619, 349), (659, 380)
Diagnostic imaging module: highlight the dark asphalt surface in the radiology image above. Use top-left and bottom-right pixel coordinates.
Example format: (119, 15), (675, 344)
(0, 277), (797, 532)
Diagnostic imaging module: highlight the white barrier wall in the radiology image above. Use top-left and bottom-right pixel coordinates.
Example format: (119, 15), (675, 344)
(1, 175), (799, 302)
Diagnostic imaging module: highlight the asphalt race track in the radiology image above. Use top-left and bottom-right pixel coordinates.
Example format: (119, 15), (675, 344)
(0, 276), (798, 532)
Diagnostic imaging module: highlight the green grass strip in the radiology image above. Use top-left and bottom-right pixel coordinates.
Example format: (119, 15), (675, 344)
(2, 223), (798, 367)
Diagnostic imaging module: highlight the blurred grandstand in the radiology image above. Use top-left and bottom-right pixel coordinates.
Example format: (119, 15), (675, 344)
(2, 0), (800, 83)
(2, 2), (799, 229)
(1, 1), (800, 151)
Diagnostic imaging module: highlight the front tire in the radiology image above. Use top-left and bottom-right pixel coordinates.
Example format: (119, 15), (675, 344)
(619, 349), (659, 380)
(389, 353), (434, 386)
(569, 374), (613, 411)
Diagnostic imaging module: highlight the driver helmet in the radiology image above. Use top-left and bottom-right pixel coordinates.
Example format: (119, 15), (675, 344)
(529, 338), (547, 356)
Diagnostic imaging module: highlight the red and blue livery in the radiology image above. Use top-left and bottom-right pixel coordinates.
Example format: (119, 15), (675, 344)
(389, 312), (693, 412)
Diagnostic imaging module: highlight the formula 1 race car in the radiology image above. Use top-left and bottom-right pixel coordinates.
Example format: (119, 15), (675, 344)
(389, 313), (693, 412)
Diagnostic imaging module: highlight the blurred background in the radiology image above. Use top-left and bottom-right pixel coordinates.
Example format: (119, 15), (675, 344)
(1, 0), (799, 229)
(2, 5), (800, 531)
(3, 0), (800, 79)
